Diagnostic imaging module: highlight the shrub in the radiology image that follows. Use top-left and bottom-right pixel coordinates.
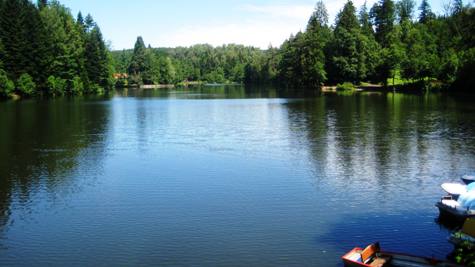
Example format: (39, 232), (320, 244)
(89, 83), (105, 95)
(452, 241), (475, 266)
(0, 69), (15, 97)
(116, 78), (128, 88)
(17, 73), (36, 96)
(336, 82), (356, 91)
(47, 75), (67, 96)
(71, 76), (84, 95)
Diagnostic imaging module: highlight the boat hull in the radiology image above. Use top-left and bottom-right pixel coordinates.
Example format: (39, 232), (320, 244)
(436, 201), (475, 222)
(462, 175), (475, 185)
(342, 248), (462, 267)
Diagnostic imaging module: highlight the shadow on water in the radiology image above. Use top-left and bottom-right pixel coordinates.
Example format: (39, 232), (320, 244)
(0, 96), (111, 240)
(282, 92), (475, 265)
(114, 84), (314, 99)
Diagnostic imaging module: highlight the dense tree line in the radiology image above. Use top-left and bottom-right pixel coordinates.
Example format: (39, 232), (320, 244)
(0, 0), (113, 98)
(113, 0), (474, 92)
(275, 0), (475, 91)
(112, 40), (276, 86)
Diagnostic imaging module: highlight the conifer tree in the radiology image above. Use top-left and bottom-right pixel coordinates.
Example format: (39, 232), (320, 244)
(330, 0), (380, 83)
(419, 0), (435, 24)
(397, 0), (415, 22)
(127, 36), (147, 85)
(85, 25), (111, 89)
(77, 11), (84, 25)
(301, 1), (331, 88)
(359, 2), (374, 36)
(452, 0), (463, 15)
(0, 0), (40, 80)
(371, 0), (396, 47)
(84, 14), (95, 32)
(37, 0), (47, 9)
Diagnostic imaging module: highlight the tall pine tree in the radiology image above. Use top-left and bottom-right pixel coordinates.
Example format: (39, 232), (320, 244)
(371, 0), (396, 47)
(359, 2), (374, 36)
(127, 36), (147, 85)
(419, 0), (435, 23)
(397, 0), (415, 22)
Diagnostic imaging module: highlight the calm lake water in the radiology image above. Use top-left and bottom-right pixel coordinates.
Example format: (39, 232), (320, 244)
(0, 86), (475, 266)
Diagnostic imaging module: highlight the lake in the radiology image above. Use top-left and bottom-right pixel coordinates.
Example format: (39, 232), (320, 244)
(0, 86), (474, 266)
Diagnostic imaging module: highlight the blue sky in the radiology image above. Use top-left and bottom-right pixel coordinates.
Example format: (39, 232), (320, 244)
(60, 0), (448, 50)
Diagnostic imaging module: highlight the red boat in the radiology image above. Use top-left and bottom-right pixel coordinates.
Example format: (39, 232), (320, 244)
(342, 243), (462, 267)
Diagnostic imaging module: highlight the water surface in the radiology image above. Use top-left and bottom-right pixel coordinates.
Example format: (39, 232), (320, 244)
(1, 86), (475, 266)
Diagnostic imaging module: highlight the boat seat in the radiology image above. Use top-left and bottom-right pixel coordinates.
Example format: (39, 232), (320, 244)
(361, 243), (391, 267)
(370, 257), (389, 267)
(442, 199), (460, 209)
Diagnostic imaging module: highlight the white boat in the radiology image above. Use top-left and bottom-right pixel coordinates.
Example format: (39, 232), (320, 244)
(441, 183), (467, 198)
(436, 190), (475, 221)
(462, 175), (475, 185)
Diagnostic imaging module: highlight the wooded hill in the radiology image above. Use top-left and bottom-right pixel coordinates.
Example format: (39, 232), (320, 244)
(0, 0), (113, 98)
(113, 0), (475, 92)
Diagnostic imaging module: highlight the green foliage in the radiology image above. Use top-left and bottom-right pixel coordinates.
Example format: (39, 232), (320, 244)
(38, 0), (47, 9)
(401, 23), (438, 82)
(108, 1), (474, 94)
(0, 0), (43, 81)
(0, 0), (112, 98)
(244, 47), (278, 85)
(275, 1), (331, 90)
(17, 73), (36, 95)
(0, 69), (15, 96)
(336, 0), (359, 31)
(40, 2), (85, 88)
(453, 47), (475, 91)
(85, 25), (112, 90)
(359, 2), (374, 36)
(127, 36), (147, 85)
(371, 0), (396, 47)
(47, 75), (67, 95)
(71, 76), (84, 94)
(158, 57), (176, 84)
(328, 1), (381, 84)
(419, 0), (435, 24)
(204, 68), (225, 83)
(88, 83), (104, 95)
(452, 241), (475, 266)
(115, 41), (275, 86)
(336, 82), (356, 91)
(397, 0), (416, 22)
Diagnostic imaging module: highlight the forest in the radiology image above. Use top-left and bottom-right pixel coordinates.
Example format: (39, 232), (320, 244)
(113, 0), (474, 92)
(0, 0), (474, 99)
(0, 0), (113, 98)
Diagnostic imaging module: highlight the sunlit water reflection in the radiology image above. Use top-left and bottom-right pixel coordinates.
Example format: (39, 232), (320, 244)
(0, 87), (474, 266)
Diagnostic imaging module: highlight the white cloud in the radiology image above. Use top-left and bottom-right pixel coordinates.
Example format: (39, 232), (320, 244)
(241, 4), (315, 20)
(153, 19), (304, 49)
(147, 1), (379, 49)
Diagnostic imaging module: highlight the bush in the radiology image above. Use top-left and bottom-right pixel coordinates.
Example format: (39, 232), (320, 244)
(17, 73), (36, 96)
(336, 82), (356, 91)
(115, 78), (128, 88)
(453, 48), (475, 92)
(204, 68), (225, 84)
(89, 83), (105, 95)
(71, 76), (84, 95)
(47, 75), (67, 96)
(0, 69), (15, 97)
(452, 241), (475, 266)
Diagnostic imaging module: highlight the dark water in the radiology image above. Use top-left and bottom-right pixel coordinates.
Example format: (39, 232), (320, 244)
(1, 86), (475, 266)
